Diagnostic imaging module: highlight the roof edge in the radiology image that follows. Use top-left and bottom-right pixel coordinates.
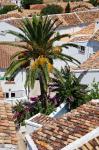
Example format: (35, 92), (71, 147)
(61, 127), (99, 150)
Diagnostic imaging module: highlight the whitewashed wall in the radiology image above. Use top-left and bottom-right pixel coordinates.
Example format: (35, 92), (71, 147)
(0, 22), (23, 42)
(56, 24), (87, 35)
(74, 70), (99, 86)
(54, 41), (94, 70)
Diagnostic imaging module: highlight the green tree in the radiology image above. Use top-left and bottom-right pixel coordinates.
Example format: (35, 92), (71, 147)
(49, 67), (88, 110)
(0, 5), (17, 15)
(21, 0), (43, 9)
(65, 2), (71, 13)
(41, 4), (63, 15)
(89, 0), (99, 6)
(2, 16), (81, 112)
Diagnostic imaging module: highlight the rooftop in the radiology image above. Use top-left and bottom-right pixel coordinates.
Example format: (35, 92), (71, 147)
(30, 100), (99, 150)
(3, 9), (99, 29)
(75, 51), (99, 70)
(0, 44), (23, 69)
(0, 85), (17, 148)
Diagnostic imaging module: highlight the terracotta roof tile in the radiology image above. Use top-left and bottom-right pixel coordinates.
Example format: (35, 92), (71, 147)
(79, 136), (99, 150)
(32, 114), (55, 125)
(70, 36), (91, 42)
(31, 100), (99, 150)
(74, 23), (95, 35)
(0, 85), (17, 147)
(4, 9), (99, 29)
(0, 44), (23, 69)
(0, 13), (22, 21)
(77, 9), (99, 24)
(75, 51), (99, 70)
(90, 29), (99, 42)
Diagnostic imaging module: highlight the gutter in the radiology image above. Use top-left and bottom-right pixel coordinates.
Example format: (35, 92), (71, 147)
(61, 127), (99, 150)
(25, 134), (38, 150)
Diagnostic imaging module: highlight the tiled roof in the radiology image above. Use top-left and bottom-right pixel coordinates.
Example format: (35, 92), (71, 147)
(31, 100), (99, 150)
(74, 23), (95, 35)
(70, 36), (91, 42)
(5, 18), (23, 28)
(0, 85), (17, 148)
(90, 29), (99, 42)
(0, 13), (22, 21)
(75, 51), (99, 70)
(0, 44), (22, 68)
(32, 114), (55, 126)
(76, 9), (99, 24)
(79, 136), (99, 150)
(4, 9), (99, 29)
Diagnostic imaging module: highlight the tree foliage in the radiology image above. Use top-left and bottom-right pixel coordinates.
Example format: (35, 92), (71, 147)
(1, 16), (81, 112)
(49, 67), (88, 110)
(89, 0), (99, 6)
(65, 2), (71, 13)
(41, 4), (63, 15)
(21, 0), (43, 9)
(0, 5), (17, 15)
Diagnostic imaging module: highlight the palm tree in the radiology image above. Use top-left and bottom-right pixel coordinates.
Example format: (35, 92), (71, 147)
(1, 16), (81, 111)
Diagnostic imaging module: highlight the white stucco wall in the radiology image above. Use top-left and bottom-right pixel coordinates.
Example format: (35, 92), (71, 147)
(0, 22), (23, 42)
(74, 69), (99, 86)
(56, 24), (87, 35)
(54, 41), (94, 70)
(0, 69), (27, 101)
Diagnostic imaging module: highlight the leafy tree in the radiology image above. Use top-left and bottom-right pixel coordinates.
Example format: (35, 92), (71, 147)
(1, 16), (81, 112)
(89, 0), (99, 6)
(21, 0), (43, 9)
(65, 2), (71, 13)
(41, 4), (63, 15)
(49, 67), (88, 110)
(0, 5), (17, 15)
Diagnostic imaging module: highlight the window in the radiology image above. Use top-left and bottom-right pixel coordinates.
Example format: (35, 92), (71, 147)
(5, 93), (9, 98)
(11, 93), (15, 98)
(79, 46), (85, 54)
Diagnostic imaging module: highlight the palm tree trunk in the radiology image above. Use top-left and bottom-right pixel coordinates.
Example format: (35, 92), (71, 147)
(39, 74), (48, 112)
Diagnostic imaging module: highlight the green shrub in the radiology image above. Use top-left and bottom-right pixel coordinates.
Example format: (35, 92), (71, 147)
(41, 4), (63, 15)
(89, 0), (99, 6)
(86, 80), (99, 100)
(13, 99), (55, 126)
(50, 67), (88, 110)
(21, 0), (43, 9)
(0, 5), (17, 15)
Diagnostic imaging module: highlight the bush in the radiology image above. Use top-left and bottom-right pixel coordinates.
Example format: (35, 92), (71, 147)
(21, 0), (43, 9)
(49, 67), (88, 110)
(41, 4), (63, 15)
(0, 5), (17, 15)
(86, 80), (99, 100)
(89, 0), (99, 6)
(65, 2), (71, 13)
(13, 96), (56, 126)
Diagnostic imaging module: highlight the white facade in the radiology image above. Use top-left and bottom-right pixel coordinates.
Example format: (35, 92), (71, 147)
(74, 69), (99, 86)
(0, 69), (27, 104)
(0, 21), (99, 101)
(11, 0), (21, 6)
(0, 22), (23, 42)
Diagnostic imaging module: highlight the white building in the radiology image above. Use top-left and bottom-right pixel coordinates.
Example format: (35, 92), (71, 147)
(11, 0), (21, 6)
(73, 51), (99, 86)
(0, 10), (99, 101)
